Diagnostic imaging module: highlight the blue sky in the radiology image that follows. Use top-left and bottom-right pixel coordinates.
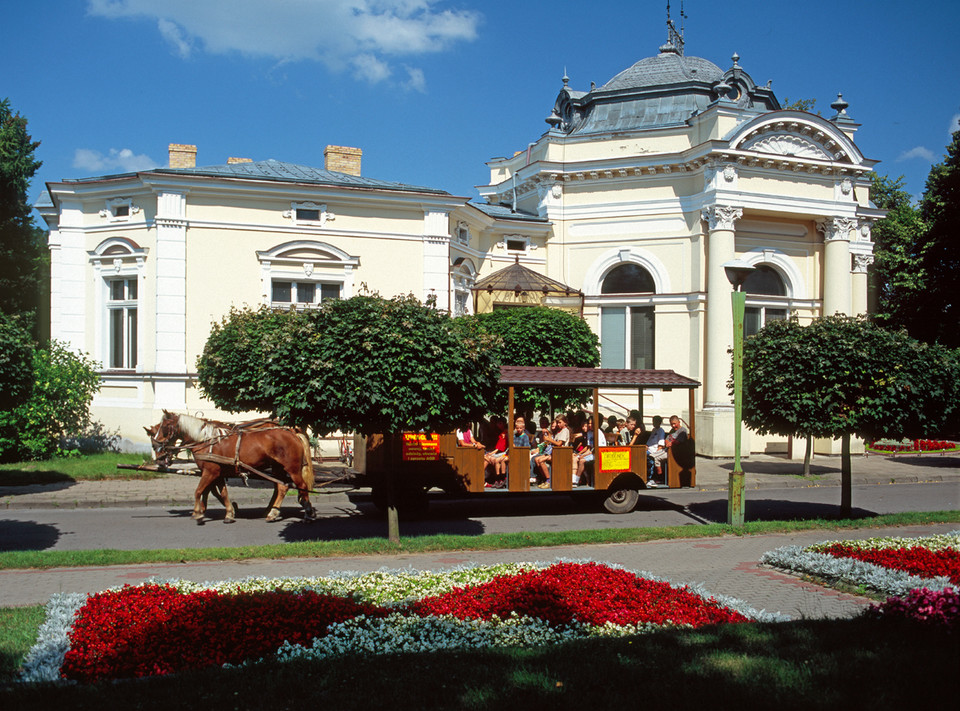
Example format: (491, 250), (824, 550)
(4, 0), (958, 209)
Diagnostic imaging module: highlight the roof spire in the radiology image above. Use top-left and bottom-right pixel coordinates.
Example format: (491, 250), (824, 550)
(662, 0), (685, 56)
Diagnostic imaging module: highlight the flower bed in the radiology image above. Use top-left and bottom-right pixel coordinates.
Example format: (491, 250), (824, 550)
(760, 532), (960, 598)
(22, 561), (781, 684)
(866, 438), (959, 454)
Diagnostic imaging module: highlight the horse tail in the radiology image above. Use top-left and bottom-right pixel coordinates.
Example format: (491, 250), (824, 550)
(296, 431), (315, 493)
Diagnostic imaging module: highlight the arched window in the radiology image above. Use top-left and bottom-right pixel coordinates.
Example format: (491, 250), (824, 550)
(89, 237), (147, 370)
(600, 264), (656, 294)
(600, 264), (656, 370)
(744, 265), (788, 336)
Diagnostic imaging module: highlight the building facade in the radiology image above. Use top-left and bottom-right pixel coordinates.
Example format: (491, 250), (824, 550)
(39, 41), (882, 456)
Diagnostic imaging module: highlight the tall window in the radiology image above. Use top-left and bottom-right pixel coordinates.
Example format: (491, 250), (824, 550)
(600, 264), (656, 369)
(271, 280), (340, 307)
(107, 277), (138, 369)
(744, 265), (788, 337)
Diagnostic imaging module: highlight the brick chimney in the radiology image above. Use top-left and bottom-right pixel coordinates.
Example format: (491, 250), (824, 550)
(168, 143), (197, 169)
(324, 145), (362, 176)
(227, 157), (252, 164)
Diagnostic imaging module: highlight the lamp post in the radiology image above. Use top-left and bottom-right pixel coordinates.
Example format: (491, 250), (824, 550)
(723, 258), (755, 526)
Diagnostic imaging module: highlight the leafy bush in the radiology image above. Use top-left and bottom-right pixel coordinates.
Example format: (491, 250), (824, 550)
(0, 341), (101, 461)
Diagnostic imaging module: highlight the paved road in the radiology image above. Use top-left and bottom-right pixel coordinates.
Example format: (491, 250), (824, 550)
(0, 482), (957, 552)
(1, 453), (956, 616)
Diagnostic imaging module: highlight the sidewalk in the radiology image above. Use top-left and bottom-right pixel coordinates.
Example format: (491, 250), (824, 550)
(1, 452), (957, 510)
(2, 522), (956, 614)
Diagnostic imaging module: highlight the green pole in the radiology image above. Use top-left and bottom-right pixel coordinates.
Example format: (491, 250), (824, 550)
(728, 289), (746, 526)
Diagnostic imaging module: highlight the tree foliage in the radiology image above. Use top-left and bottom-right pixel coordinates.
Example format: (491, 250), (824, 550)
(869, 172), (927, 329)
(741, 315), (960, 513)
(0, 311), (34, 412)
(455, 307), (600, 413)
(196, 306), (308, 414)
(742, 315), (960, 442)
(912, 129), (960, 346)
(197, 295), (503, 436)
(0, 98), (45, 329)
(0, 341), (101, 461)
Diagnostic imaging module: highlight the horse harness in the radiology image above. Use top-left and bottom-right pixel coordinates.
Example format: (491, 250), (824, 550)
(156, 422), (343, 495)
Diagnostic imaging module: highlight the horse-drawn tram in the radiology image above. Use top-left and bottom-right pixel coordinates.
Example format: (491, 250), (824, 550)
(360, 366), (699, 515)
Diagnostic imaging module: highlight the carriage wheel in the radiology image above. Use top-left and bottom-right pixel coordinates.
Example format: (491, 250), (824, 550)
(603, 486), (640, 514)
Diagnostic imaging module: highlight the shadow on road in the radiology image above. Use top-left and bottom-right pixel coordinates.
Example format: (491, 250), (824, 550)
(0, 518), (62, 551)
(685, 497), (879, 524)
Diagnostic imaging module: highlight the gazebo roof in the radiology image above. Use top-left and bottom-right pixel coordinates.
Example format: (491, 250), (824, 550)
(473, 259), (581, 296)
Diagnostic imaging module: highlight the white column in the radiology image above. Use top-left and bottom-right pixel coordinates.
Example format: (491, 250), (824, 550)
(818, 218), (855, 316)
(702, 205), (742, 408)
(423, 211), (451, 309)
(851, 254), (873, 316)
(154, 191), (188, 408)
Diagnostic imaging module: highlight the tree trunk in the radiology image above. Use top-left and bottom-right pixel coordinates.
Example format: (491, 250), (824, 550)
(386, 434), (400, 543)
(840, 433), (852, 518)
(803, 435), (812, 477)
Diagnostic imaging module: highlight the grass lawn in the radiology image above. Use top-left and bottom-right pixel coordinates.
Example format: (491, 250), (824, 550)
(1, 617), (957, 708)
(0, 453), (156, 485)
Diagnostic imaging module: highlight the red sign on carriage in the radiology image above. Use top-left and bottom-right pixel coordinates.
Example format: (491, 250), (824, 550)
(402, 433), (441, 461)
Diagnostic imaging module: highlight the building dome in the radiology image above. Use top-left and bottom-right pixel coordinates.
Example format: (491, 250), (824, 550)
(601, 49), (723, 92)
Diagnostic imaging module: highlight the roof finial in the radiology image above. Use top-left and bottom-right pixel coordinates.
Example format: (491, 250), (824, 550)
(562, 68), (569, 87)
(663, 0), (685, 56)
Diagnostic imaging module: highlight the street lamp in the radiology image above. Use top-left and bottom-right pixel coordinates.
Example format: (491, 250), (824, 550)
(723, 258), (755, 526)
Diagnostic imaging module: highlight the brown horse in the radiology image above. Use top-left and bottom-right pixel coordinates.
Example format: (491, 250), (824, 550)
(152, 411), (316, 523)
(145, 419), (235, 518)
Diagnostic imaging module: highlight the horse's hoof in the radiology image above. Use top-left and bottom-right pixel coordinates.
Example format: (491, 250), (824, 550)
(223, 517), (235, 524)
(265, 507), (282, 522)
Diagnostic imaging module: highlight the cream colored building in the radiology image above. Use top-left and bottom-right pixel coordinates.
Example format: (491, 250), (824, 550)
(39, 40), (882, 457)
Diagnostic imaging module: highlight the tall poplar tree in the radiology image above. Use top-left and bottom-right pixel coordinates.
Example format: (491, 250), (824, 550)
(0, 98), (44, 330)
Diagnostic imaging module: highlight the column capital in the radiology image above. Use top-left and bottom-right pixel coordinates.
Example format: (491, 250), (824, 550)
(852, 254), (874, 273)
(816, 216), (857, 242)
(701, 204), (743, 231)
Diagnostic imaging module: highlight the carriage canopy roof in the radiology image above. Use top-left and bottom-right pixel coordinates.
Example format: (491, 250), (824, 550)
(498, 366), (700, 390)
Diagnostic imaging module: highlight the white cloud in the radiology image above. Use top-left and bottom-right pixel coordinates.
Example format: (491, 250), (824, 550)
(157, 18), (192, 58)
(73, 148), (160, 174)
(402, 65), (426, 93)
(86, 0), (481, 85)
(950, 113), (960, 135)
(351, 53), (392, 83)
(896, 146), (936, 162)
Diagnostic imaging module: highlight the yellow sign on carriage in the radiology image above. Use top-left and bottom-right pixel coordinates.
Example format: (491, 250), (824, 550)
(598, 447), (632, 473)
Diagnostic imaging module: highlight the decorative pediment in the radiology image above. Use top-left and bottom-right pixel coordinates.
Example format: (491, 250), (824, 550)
(741, 134), (831, 161)
(728, 114), (864, 165)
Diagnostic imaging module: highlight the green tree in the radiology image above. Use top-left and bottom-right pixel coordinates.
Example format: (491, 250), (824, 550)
(263, 294), (501, 436)
(869, 172), (927, 329)
(0, 98), (45, 331)
(912, 129), (960, 346)
(0, 341), (101, 461)
(196, 306), (308, 414)
(456, 307), (600, 414)
(781, 97), (818, 114)
(0, 311), (34, 413)
(741, 315), (960, 515)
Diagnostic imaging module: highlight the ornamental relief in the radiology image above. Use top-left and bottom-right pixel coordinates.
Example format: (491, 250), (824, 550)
(742, 134), (832, 161)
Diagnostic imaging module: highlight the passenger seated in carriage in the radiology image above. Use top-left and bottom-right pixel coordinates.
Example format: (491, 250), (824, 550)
(572, 418), (596, 487)
(486, 417), (531, 489)
(646, 415), (668, 488)
(483, 417), (508, 486)
(535, 415), (570, 489)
